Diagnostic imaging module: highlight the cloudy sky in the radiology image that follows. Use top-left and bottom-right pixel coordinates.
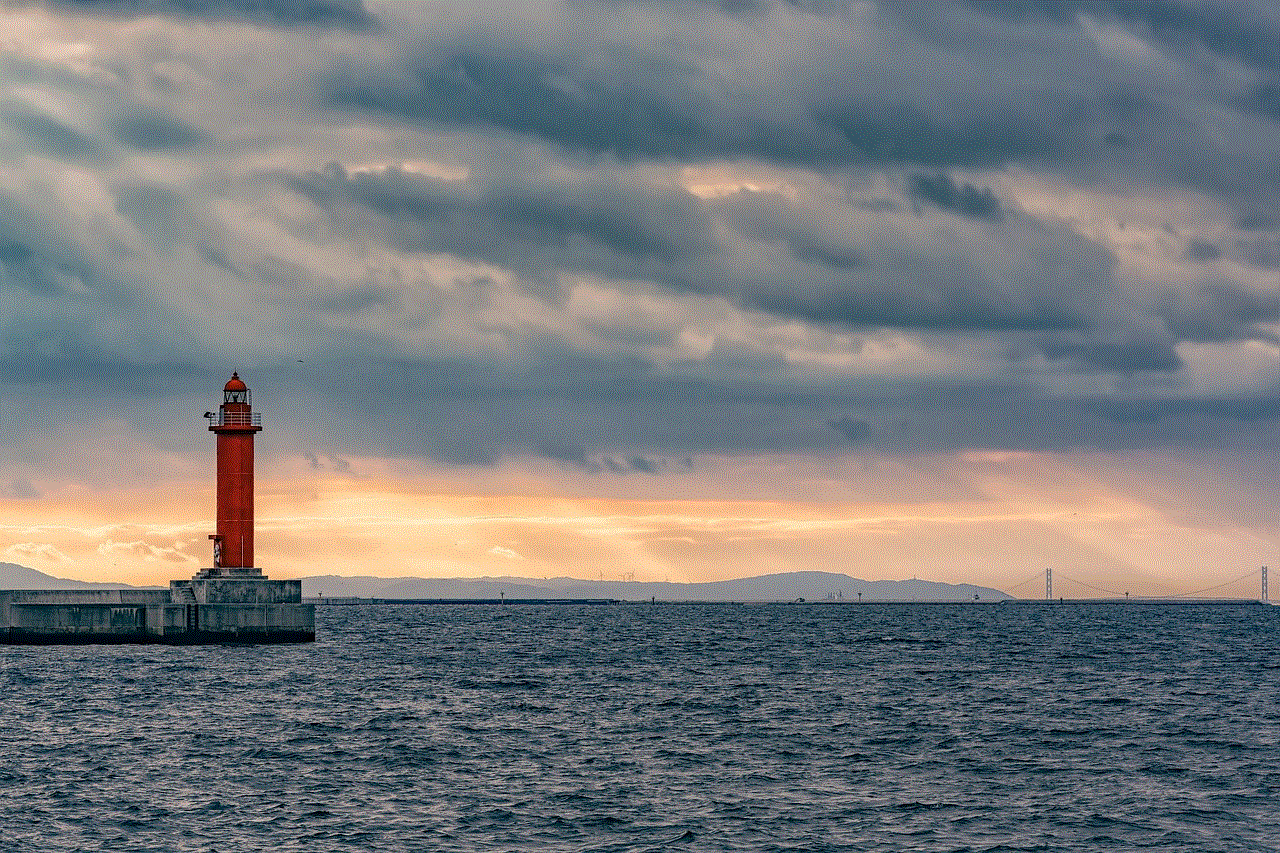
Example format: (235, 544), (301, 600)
(0, 0), (1276, 595)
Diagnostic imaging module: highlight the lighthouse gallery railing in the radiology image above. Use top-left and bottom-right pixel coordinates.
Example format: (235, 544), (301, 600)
(211, 411), (261, 427)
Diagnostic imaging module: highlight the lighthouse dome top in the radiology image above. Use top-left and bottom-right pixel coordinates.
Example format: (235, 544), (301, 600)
(222, 372), (251, 407)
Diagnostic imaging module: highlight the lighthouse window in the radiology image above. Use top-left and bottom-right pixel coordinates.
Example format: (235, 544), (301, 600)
(225, 390), (248, 404)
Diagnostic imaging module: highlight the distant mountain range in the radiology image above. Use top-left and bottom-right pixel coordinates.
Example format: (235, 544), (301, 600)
(0, 562), (152, 590)
(0, 563), (1010, 602)
(301, 571), (1011, 602)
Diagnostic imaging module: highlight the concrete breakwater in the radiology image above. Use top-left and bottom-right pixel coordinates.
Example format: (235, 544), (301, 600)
(1, 576), (314, 644)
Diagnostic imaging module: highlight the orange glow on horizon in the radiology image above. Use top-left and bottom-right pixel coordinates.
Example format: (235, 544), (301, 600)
(1, 447), (1274, 598)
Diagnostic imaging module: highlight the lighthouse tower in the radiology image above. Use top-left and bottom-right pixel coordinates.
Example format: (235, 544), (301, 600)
(206, 372), (263, 576)
(0, 371), (312, 642)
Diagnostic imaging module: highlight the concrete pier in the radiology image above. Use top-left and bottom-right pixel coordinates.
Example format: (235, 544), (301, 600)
(2, 569), (314, 644)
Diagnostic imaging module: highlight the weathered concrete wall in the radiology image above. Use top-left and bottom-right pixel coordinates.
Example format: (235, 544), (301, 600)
(160, 602), (312, 630)
(0, 590), (168, 630)
(164, 604), (189, 630)
(190, 578), (301, 604)
(8, 603), (149, 637)
(197, 603), (314, 630)
(0, 589), (169, 605)
(1, 586), (314, 644)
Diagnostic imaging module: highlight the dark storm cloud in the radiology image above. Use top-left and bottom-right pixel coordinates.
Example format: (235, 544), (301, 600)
(829, 416), (871, 443)
(327, 47), (1061, 171)
(703, 189), (1124, 345)
(1236, 235), (1280, 268)
(619, 455), (660, 473)
(1243, 83), (1280, 121)
(49, 0), (373, 28)
(533, 436), (669, 473)
(330, 51), (714, 161)
(0, 101), (107, 162)
(3, 0), (1277, 470)
(485, 178), (715, 262)
(287, 0), (1269, 395)
(319, 2), (1277, 185)
(288, 163), (716, 278)
(3, 477), (42, 499)
(908, 173), (1003, 222)
(535, 438), (594, 467)
(108, 113), (207, 151)
(0, 316), (208, 392)
(1235, 212), (1277, 230)
(1156, 279), (1280, 344)
(325, 0), (1280, 230)
(270, 348), (1279, 467)
(1095, 395), (1280, 425)
(821, 105), (1055, 170)
(324, 0), (1081, 172)
(113, 185), (187, 240)
(305, 361), (802, 460)
(0, 185), (212, 396)
(609, 0), (846, 13)
(960, 1), (1280, 72)
(0, 60), (206, 173)
(788, 240), (864, 271)
(288, 153), (1275, 379)
(716, 191), (868, 270)
(1184, 239), (1221, 262)
(294, 162), (1129, 354)
(1037, 332), (1184, 373)
(0, 197), (105, 302)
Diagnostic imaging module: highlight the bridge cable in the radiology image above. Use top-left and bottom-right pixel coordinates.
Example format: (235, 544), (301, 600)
(1053, 573), (1124, 597)
(1003, 571), (1048, 594)
(1171, 568), (1261, 599)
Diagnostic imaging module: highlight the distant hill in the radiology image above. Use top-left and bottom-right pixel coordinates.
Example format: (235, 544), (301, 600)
(302, 571), (1011, 602)
(0, 562), (147, 590)
(0, 562), (1010, 601)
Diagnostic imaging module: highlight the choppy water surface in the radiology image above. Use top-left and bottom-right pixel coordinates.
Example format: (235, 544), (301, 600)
(3, 603), (1279, 852)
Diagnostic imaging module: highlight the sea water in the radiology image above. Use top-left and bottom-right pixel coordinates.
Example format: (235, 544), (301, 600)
(3, 603), (1278, 852)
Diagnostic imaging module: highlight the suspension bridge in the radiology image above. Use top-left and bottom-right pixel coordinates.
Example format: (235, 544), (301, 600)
(998, 565), (1272, 603)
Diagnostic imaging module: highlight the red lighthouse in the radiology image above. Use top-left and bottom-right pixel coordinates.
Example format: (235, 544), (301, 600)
(207, 372), (262, 571)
